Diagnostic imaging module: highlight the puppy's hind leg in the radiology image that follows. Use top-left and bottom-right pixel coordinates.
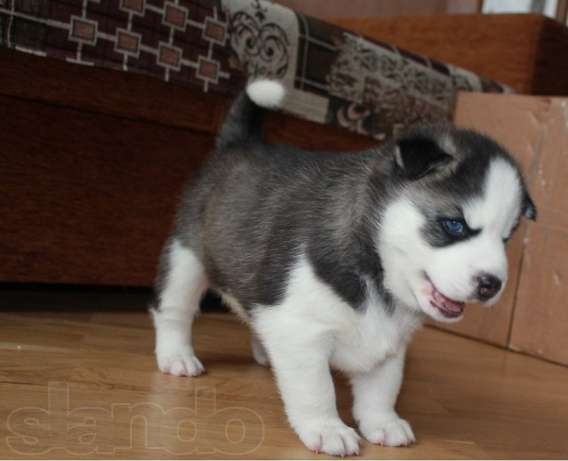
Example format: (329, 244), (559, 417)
(151, 239), (207, 377)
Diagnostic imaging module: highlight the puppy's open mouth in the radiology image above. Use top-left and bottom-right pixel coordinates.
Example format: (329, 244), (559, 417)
(425, 276), (465, 319)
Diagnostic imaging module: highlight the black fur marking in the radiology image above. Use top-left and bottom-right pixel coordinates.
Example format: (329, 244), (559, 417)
(422, 215), (481, 248)
(215, 91), (265, 151)
(415, 130), (519, 248)
(395, 136), (452, 180)
(308, 215), (386, 310)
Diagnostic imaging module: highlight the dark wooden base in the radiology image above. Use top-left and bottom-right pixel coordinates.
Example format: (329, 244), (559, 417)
(0, 50), (372, 287)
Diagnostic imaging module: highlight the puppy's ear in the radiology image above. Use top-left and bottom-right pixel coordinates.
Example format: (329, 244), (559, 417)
(523, 192), (537, 221)
(395, 137), (453, 180)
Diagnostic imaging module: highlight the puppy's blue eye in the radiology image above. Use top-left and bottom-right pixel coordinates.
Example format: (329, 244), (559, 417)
(441, 218), (467, 237)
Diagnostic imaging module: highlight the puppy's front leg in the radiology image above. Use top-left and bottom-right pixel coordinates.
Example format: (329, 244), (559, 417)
(258, 321), (360, 456)
(351, 348), (415, 447)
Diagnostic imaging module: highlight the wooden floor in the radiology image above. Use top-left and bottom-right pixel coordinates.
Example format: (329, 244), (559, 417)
(1, 288), (567, 459)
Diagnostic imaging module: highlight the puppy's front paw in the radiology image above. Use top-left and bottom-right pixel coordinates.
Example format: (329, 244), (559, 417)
(296, 419), (361, 456)
(156, 346), (205, 377)
(359, 415), (415, 447)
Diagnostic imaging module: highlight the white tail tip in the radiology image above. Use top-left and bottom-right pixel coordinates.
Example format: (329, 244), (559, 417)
(246, 80), (286, 108)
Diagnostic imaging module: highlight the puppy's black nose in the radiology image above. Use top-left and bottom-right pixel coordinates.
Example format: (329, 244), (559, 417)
(476, 274), (502, 301)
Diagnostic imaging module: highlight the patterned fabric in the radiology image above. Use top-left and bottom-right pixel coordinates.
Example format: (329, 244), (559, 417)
(0, 0), (236, 93)
(224, 1), (511, 139)
(0, 0), (511, 140)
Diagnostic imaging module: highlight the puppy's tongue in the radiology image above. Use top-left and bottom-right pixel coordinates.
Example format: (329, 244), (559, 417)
(431, 285), (465, 317)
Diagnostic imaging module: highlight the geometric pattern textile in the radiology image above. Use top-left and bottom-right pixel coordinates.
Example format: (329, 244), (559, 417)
(0, 0), (511, 139)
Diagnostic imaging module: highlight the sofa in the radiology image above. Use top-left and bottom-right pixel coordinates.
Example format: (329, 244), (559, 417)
(1, 0), (567, 287)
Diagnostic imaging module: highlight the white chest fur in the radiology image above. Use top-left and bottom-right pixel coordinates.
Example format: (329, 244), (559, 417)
(252, 254), (422, 377)
(330, 296), (422, 374)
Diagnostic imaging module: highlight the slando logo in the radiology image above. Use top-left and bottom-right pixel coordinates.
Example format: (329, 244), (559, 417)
(5, 381), (265, 456)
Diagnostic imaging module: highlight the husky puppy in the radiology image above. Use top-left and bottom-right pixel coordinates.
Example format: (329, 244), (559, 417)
(152, 80), (536, 456)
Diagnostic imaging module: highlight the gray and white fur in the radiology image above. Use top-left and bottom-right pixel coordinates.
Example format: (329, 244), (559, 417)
(151, 80), (536, 456)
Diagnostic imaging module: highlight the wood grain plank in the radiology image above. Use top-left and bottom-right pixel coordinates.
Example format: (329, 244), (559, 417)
(509, 98), (568, 366)
(0, 95), (213, 286)
(533, 17), (568, 95)
(0, 292), (567, 458)
(0, 49), (228, 134)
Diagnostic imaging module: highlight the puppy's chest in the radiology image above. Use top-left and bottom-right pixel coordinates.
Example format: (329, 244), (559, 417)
(330, 305), (420, 374)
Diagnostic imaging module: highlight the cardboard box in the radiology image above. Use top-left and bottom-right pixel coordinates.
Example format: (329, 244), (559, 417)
(437, 93), (568, 366)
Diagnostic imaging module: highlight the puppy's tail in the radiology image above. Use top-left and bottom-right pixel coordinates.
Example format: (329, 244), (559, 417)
(216, 80), (286, 151)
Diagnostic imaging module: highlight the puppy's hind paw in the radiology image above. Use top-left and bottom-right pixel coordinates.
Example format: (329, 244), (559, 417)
(297, 419), (361, 457)
(156, 347), (205, 377)
(360, 416), (415, 447)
